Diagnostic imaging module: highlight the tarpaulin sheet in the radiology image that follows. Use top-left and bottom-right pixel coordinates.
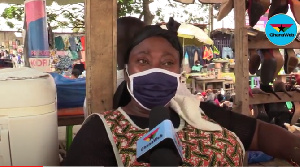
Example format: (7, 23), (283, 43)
(248, 151), (273, 164)
(50, 73), (86, 109)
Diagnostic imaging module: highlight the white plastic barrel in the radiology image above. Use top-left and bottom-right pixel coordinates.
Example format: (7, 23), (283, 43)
(0, 67), (59, 166)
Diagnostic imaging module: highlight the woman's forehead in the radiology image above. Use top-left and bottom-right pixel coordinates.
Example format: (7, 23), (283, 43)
(131, 36), (178, 52)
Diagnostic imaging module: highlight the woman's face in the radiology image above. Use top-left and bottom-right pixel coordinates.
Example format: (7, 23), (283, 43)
(127, 36), (180, 75)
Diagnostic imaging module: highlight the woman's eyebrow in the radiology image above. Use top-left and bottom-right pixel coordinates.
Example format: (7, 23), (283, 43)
(132, 51), (151, 57)
(161, 51), (176, 57)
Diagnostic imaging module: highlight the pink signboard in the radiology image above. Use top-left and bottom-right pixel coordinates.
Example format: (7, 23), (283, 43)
(25, 0), (50, 72)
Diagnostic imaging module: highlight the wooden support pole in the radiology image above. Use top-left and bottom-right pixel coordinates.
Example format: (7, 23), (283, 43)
(249, 38), (300, 49)
(209, 4), (213, 34)
(233, 0), (249, 115)
(250, 91), (300, 105)
(85, 0), (117, 114)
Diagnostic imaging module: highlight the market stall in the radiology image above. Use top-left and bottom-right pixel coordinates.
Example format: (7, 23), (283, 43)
(83, 0), (300, 119)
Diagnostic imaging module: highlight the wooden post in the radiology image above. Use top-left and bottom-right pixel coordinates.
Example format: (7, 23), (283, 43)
(209, 4), (214, 33)
(85, 0), (117, 114)
(233, 0), (249, 115)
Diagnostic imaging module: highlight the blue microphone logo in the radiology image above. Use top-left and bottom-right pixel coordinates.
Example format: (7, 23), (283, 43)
(143, 128), (159, 142)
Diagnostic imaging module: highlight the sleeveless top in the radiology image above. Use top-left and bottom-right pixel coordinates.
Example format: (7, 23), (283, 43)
(97, 108), (245, 166)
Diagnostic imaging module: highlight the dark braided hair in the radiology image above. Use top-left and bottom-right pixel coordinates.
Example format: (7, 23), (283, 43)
(124, 17), (183, 66)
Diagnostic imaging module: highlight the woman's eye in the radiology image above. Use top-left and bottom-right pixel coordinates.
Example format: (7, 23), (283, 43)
(163, 61), (174, 66)
(138, 59), (149, 64)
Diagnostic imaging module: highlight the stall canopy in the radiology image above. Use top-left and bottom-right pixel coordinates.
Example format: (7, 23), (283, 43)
(161, 23), (214, 46)
(0, 0), (84, 5)
(174, 0), (226, 4)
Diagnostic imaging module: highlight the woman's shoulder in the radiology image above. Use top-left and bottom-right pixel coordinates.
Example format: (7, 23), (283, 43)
(63, 112), (118, 166)
(83, 110), (121, 124)
(81, 113), (105, 131)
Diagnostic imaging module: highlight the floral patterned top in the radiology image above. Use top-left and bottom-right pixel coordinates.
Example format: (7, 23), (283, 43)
(99, 108), (245, 166)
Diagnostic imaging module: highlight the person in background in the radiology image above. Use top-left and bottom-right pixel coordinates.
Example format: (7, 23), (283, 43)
(0, 50), (4, 59)
(191, 60), (202, 72)
(4, 50), (9, 58)
(201, 91), (207, 100)
(216, 93), (227, 108)
(214, 93), (224, 106)
(73, 63), (85, 74)
(16, 53), (22, 68)
(205, 89), (215, 103)
(196, 92), (204, 102)
(11, 55), (18, 68)
(71, 68), (81, 79)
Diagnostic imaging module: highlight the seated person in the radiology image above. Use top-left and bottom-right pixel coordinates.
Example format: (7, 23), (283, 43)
(71, 68), (81, 79)
(191, 60), (202, 72)
(73, 63), (85, 74)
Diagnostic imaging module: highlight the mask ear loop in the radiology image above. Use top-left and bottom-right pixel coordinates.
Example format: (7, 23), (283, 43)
(124, 64), (130, 77)
(124, 64), (134, 93)
(179, 70), (186, 84)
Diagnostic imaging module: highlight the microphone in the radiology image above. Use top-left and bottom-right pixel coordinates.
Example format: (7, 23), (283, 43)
(136, 106), (183, 166)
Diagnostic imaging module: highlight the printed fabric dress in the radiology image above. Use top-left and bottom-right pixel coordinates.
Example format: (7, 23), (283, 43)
(95, 108), (245, 166)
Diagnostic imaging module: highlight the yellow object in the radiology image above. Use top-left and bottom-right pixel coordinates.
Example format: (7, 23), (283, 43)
(221, 72), (235, 82)
(186, 72), (235, 83)
(160, 24), (214, 46)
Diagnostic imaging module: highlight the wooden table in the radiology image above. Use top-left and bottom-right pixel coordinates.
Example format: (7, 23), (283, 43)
(57, 107), (84, 151)
(186, 73), (206, 93)
(187, 73), (235, 93)
(193, 78), (226, 92)
(57, 107), (84, 126)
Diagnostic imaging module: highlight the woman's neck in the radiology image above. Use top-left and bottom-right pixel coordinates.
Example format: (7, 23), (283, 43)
(122, 99), (150, 118)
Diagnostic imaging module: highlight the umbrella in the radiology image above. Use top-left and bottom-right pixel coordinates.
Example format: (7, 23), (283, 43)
(0, 0), (84, 5)
(174, 0), (227, 4)
(178, 23), (214, 45)
(174, 0), (195, 4)
(161, 23), (213, 46)
(178, 34), (204, 47)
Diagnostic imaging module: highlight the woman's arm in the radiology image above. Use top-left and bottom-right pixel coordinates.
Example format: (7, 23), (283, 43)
(200, 102), (257, 149)
(249, 120), (300, 164)
(62, 115), (117, 166)
(200, 101), (300, 164)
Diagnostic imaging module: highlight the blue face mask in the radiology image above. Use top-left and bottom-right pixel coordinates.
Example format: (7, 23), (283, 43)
(126, 68), (180, 110)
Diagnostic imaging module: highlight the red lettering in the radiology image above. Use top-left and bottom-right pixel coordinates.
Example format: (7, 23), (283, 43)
(30, 59), (35, 66)
(30, 50), (50, 56)
(36, 59), (42, 66)
(42, 59), (47, 66)
(30, 59), (49, 67)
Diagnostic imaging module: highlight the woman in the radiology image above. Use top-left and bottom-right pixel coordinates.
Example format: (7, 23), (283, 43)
(63, 24), (300, 166)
